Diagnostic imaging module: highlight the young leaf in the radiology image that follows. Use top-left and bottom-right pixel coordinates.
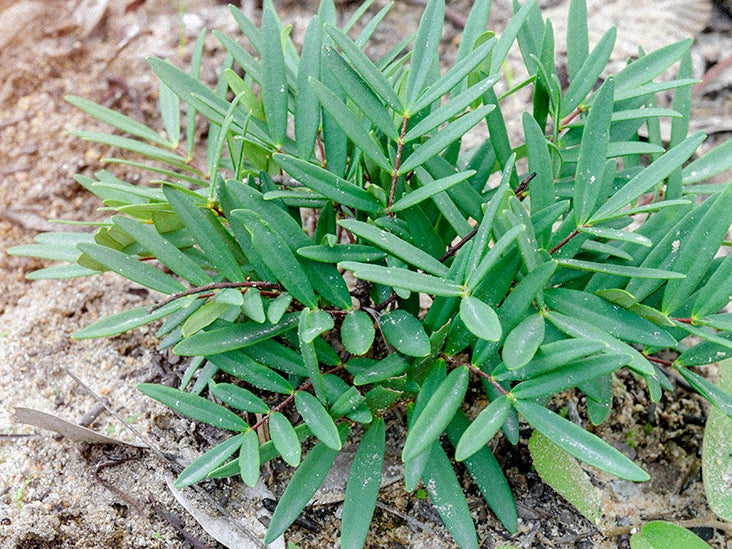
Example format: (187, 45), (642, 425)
(529, 431), (601, 523)
(379, 309), (430, 357)
(455, 395), (511, 461)
(341, 418), (385, 549)
(138, 384), (248, 431)
(294, 391), (341, 450)
(265, 425), (349, 543)
(269, 411), (302, 467)
(402, 366), (469, 462)
(341, 310), (375, 356)
(460, 296), (502, 342)
(209, 382), (270, 414)
(405, 0), (444, 107)
(514, 399), (649, 481)
(239, 429), (261, 487)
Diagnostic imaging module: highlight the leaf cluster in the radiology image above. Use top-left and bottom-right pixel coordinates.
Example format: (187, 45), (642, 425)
(9, 0), (732, 546)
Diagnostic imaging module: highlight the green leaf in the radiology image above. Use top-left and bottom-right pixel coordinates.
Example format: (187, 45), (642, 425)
(466, 224), (525, 293)
(556, 258), (685, 280)
(340, 261), (463, 297)
(683, 138), (732, 185)
(341, 310), (375, 356)
(73, 301), (185, 339)
(692, 253), (732, 319)
(339, 219), (447, 277)
(460, 296), (502, 342)
(265, 425), (349, 543)
(677, 367), (732, 418)
(182, 299), (233, 337)
(241, 288), (266, 323)
(239, 429), (261, 487)
(232, 209), (318, 309)
(175, 434), (246, 487)
(138, 384), (248, 431)
(296, 17), (321, 159)
(422, 443), (479, 549)
(341, 418), (385, 549)
(267, 292), (293, 324)
(299, 311), (327, 404)
(589, 132), (705, 223)
(614, 38), (692, 94)
(325, 25), (404, 114)
(76, 243), (185, 295)
(163, 185), (244, 283)
(702, 358), (732, 521)
(261, 5), (288, 145)
(268, 411), (302, 467)
(573, 77), (614, 225)
(348, 354), (409, 385)
(309, 76), (392, 171)
(391, 169), (476, 212)
(490, 0), (536, 75)
(502, 313), (545, 370)
(298, 308), (334, 345)
(630, 521), (711, 549)
(402, 366), (469, 462)
(398, 105), (493, 175)
(405, 0), (444, 107)
(529, 431), (601, 523)
(545, 289), (677, 347)
(209, 382), (269, 414)
(514, 400), (649, 481)
(578, 225), (652, 247)
(511, 354), (629, 399)
(455, 395), (511, 461)
(66, 95), (174, 148)
(565, 0), (589, 80)
(380, 309), (430, 357)
(274, 153), (383, 214)
(173, 313), (299, 356)
(294, 391), (341, 450)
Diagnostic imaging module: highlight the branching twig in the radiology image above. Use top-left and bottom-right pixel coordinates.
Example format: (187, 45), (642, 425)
(149, 281), (282, 313)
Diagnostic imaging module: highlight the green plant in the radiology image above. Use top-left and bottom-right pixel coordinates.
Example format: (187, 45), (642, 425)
(9, 0), (732, 546)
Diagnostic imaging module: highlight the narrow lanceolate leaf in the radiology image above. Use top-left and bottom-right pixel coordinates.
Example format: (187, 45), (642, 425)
(173, 313), (299, 356)
(702, 358), (732, 521)
(398, 105), (493, 175)
(422, 443), (479, 549)
(566, 0), (589, 80)
(296, 17), (322, 159)
(391, 169), (476, 212)
(175, 434), (246, 487)
(683, 138), (732, 184)
(405, 0), (444, 107)
(630, 521), (712, 549)
(341, 310), (375, 356)
(402, 366), (469, 462)
(662, 181), (732, 315)
(295, 391), (341, 450)
(209, 382), (269, 414)
(677, 367), (732, 418)
(341, 419), (385, 549)
(66, 95), (174, 147)
(73, 301), (185, 339)
(261, 5), (288, 145)
(339, 261), (463, 297)
(573, 77), (614, 225)
(309, 77), (392, 171)
(556, 259), (685, 280)
(268, 411), (302, 467)
(578, 225), (652, 247)
(112, 216), (212, 287)
(239, 429), (261, 487)
(380, 309), (431, 357)
(529, 431), (601, 523)
(232, 209), (317, 309)
(466, 224), (525, 293)
(511, 354), (629, 399)
(274, 153), (383, 214)
(163, 185), (244, 283)
(588, 132), (705, 223)
(265, 426), (349, 543)
(460, 296), (502, 342)
(514, 400), (649, 481)
(76, 243), (185, 295)
(692, 253), (732, 319)
(455, 395), (512, 461)
(338, 219), (447, 277)
(138, 384), (248, 431)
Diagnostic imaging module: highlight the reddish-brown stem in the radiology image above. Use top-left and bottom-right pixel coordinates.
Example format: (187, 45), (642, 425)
(468, 364), (510, 396)
(645, 355), (673, 367)
(514, 171), (537, 200)
(387, 115), (410, 215)
(549, 228), (580, 255)
(440, 225), (479, 262)
(148, 280), (282, 313)
(673, 317), (693, 324)
(559, 106), (585, 128)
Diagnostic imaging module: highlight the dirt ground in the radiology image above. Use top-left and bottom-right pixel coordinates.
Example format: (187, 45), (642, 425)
(1, 0), (731, 547)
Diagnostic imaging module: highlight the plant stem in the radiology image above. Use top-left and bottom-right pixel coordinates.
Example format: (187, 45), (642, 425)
(468, 364), (509, 395)
(149, 280), (282, 312)
(549, 228), (579, 255)
(387, 115), (410, 215)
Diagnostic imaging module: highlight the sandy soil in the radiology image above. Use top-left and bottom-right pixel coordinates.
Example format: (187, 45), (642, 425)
(1, 1), (731, 547)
